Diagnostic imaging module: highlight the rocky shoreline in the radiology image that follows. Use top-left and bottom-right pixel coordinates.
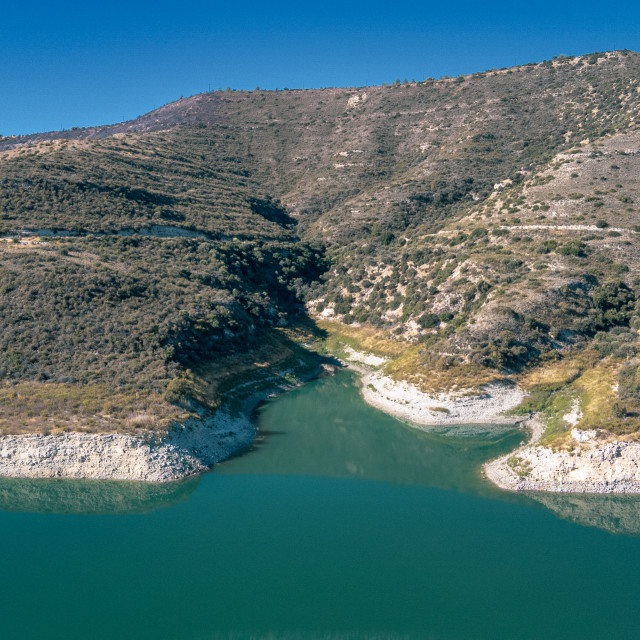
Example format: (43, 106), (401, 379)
(484, 425), (640, 494)
(342, 353), (525, 427)
(359, 368), (524, 427)
(4, 343), (640, 494)
(343, 348), (640, 494)
(0, 409), (253, 482)
(0, 366), (322, 482)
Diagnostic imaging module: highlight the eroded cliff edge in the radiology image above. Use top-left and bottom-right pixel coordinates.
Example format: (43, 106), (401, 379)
(0, 342), (324, 482)
(0, 409), (252, 482)
(485, 423), (640, 493)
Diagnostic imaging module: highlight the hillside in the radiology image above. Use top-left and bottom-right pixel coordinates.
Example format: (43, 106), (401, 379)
(1, 49), (640, 440)
(0, 130), (325, 433)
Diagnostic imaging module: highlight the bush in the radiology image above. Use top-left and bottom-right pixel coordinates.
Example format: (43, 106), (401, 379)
(163, 374), (196, 408)
(592, 281), (635, 331)
(558, 241), (586, 256)
(537, 240), (558, 254)
(418, 313), (440, 329)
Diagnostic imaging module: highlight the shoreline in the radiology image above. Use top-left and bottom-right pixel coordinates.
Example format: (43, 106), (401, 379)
(345, 359), (526, 428)
(5, 339), (640, 494)
(0, 364), (323, 483)
(342, 349), (640, 494)
(484, 420), (640, 494)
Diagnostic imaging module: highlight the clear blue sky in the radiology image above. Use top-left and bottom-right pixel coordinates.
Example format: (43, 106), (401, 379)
(2, 0), (639, 136)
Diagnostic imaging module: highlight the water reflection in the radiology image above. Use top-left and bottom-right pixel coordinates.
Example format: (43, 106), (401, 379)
(0, 475), (201, 515)
(219, 370), (524, 497)
(2, 369), (640, 536)
(220, 370), (640, 535)
(531, 492), (640, 536)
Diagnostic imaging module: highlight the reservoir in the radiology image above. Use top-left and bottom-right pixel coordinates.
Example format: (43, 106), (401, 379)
(2, 369), (640, 639)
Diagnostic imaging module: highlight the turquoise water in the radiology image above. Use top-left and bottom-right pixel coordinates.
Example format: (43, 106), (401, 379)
(2, 370), (640, 639)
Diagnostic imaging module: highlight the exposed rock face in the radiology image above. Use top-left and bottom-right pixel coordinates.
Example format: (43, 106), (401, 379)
(485, 439), (640, 493)
(0, 410), (255, 482)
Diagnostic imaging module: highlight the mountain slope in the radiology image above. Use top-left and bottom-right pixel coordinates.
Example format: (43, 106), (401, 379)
(1, 49), (640, 438)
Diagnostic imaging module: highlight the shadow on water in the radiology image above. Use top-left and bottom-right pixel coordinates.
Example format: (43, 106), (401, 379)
(0, 475), (201, 515)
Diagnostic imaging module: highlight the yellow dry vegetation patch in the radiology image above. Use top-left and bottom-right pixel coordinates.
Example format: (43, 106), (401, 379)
(512, 349), (640, 445)
(515, 349), (598, 390)
(573, 359), (620, 431)
(316, 320), (407, 358)
(0, 382), (186, 436)
(0, 138), (89, 162)
(386, 355), (501, 394)
(318, 319), (502, 393)
(0, 328), (318, 437)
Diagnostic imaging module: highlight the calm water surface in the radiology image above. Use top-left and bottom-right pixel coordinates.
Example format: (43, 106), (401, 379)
(2, 370), (640, 639)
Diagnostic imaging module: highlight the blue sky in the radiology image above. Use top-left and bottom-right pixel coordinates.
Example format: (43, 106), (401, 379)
(2, 0), (640, 135)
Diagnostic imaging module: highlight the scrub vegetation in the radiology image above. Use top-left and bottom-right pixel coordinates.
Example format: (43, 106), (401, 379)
(2, 50), (640, 435)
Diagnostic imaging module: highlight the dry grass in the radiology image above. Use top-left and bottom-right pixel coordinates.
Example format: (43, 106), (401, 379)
(0, 326), (321, 437)
(573, 360), (620, 431)
(315, 320), (407, 358)
(318, 319), (502, 392)
(515, 352), (593, 389)
(509, 349), (640, 445)
(387, 355), (502, 393)
(0, 383), (186, 436)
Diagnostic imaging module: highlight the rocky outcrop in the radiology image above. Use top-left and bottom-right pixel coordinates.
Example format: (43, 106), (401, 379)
(0, 409), (255, 482)
(485, 438), (640, 493)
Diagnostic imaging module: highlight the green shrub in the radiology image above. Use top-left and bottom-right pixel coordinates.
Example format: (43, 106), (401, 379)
(558, 241), (586, 257)
(592, 281), (635, 331)
(418, 313), (440, 329)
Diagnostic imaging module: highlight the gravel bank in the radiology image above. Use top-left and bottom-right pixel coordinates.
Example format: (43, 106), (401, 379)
(0, 407), (255, 482)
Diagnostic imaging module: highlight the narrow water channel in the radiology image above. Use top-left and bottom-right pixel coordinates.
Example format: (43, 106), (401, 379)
(1, 369), (640, 639)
